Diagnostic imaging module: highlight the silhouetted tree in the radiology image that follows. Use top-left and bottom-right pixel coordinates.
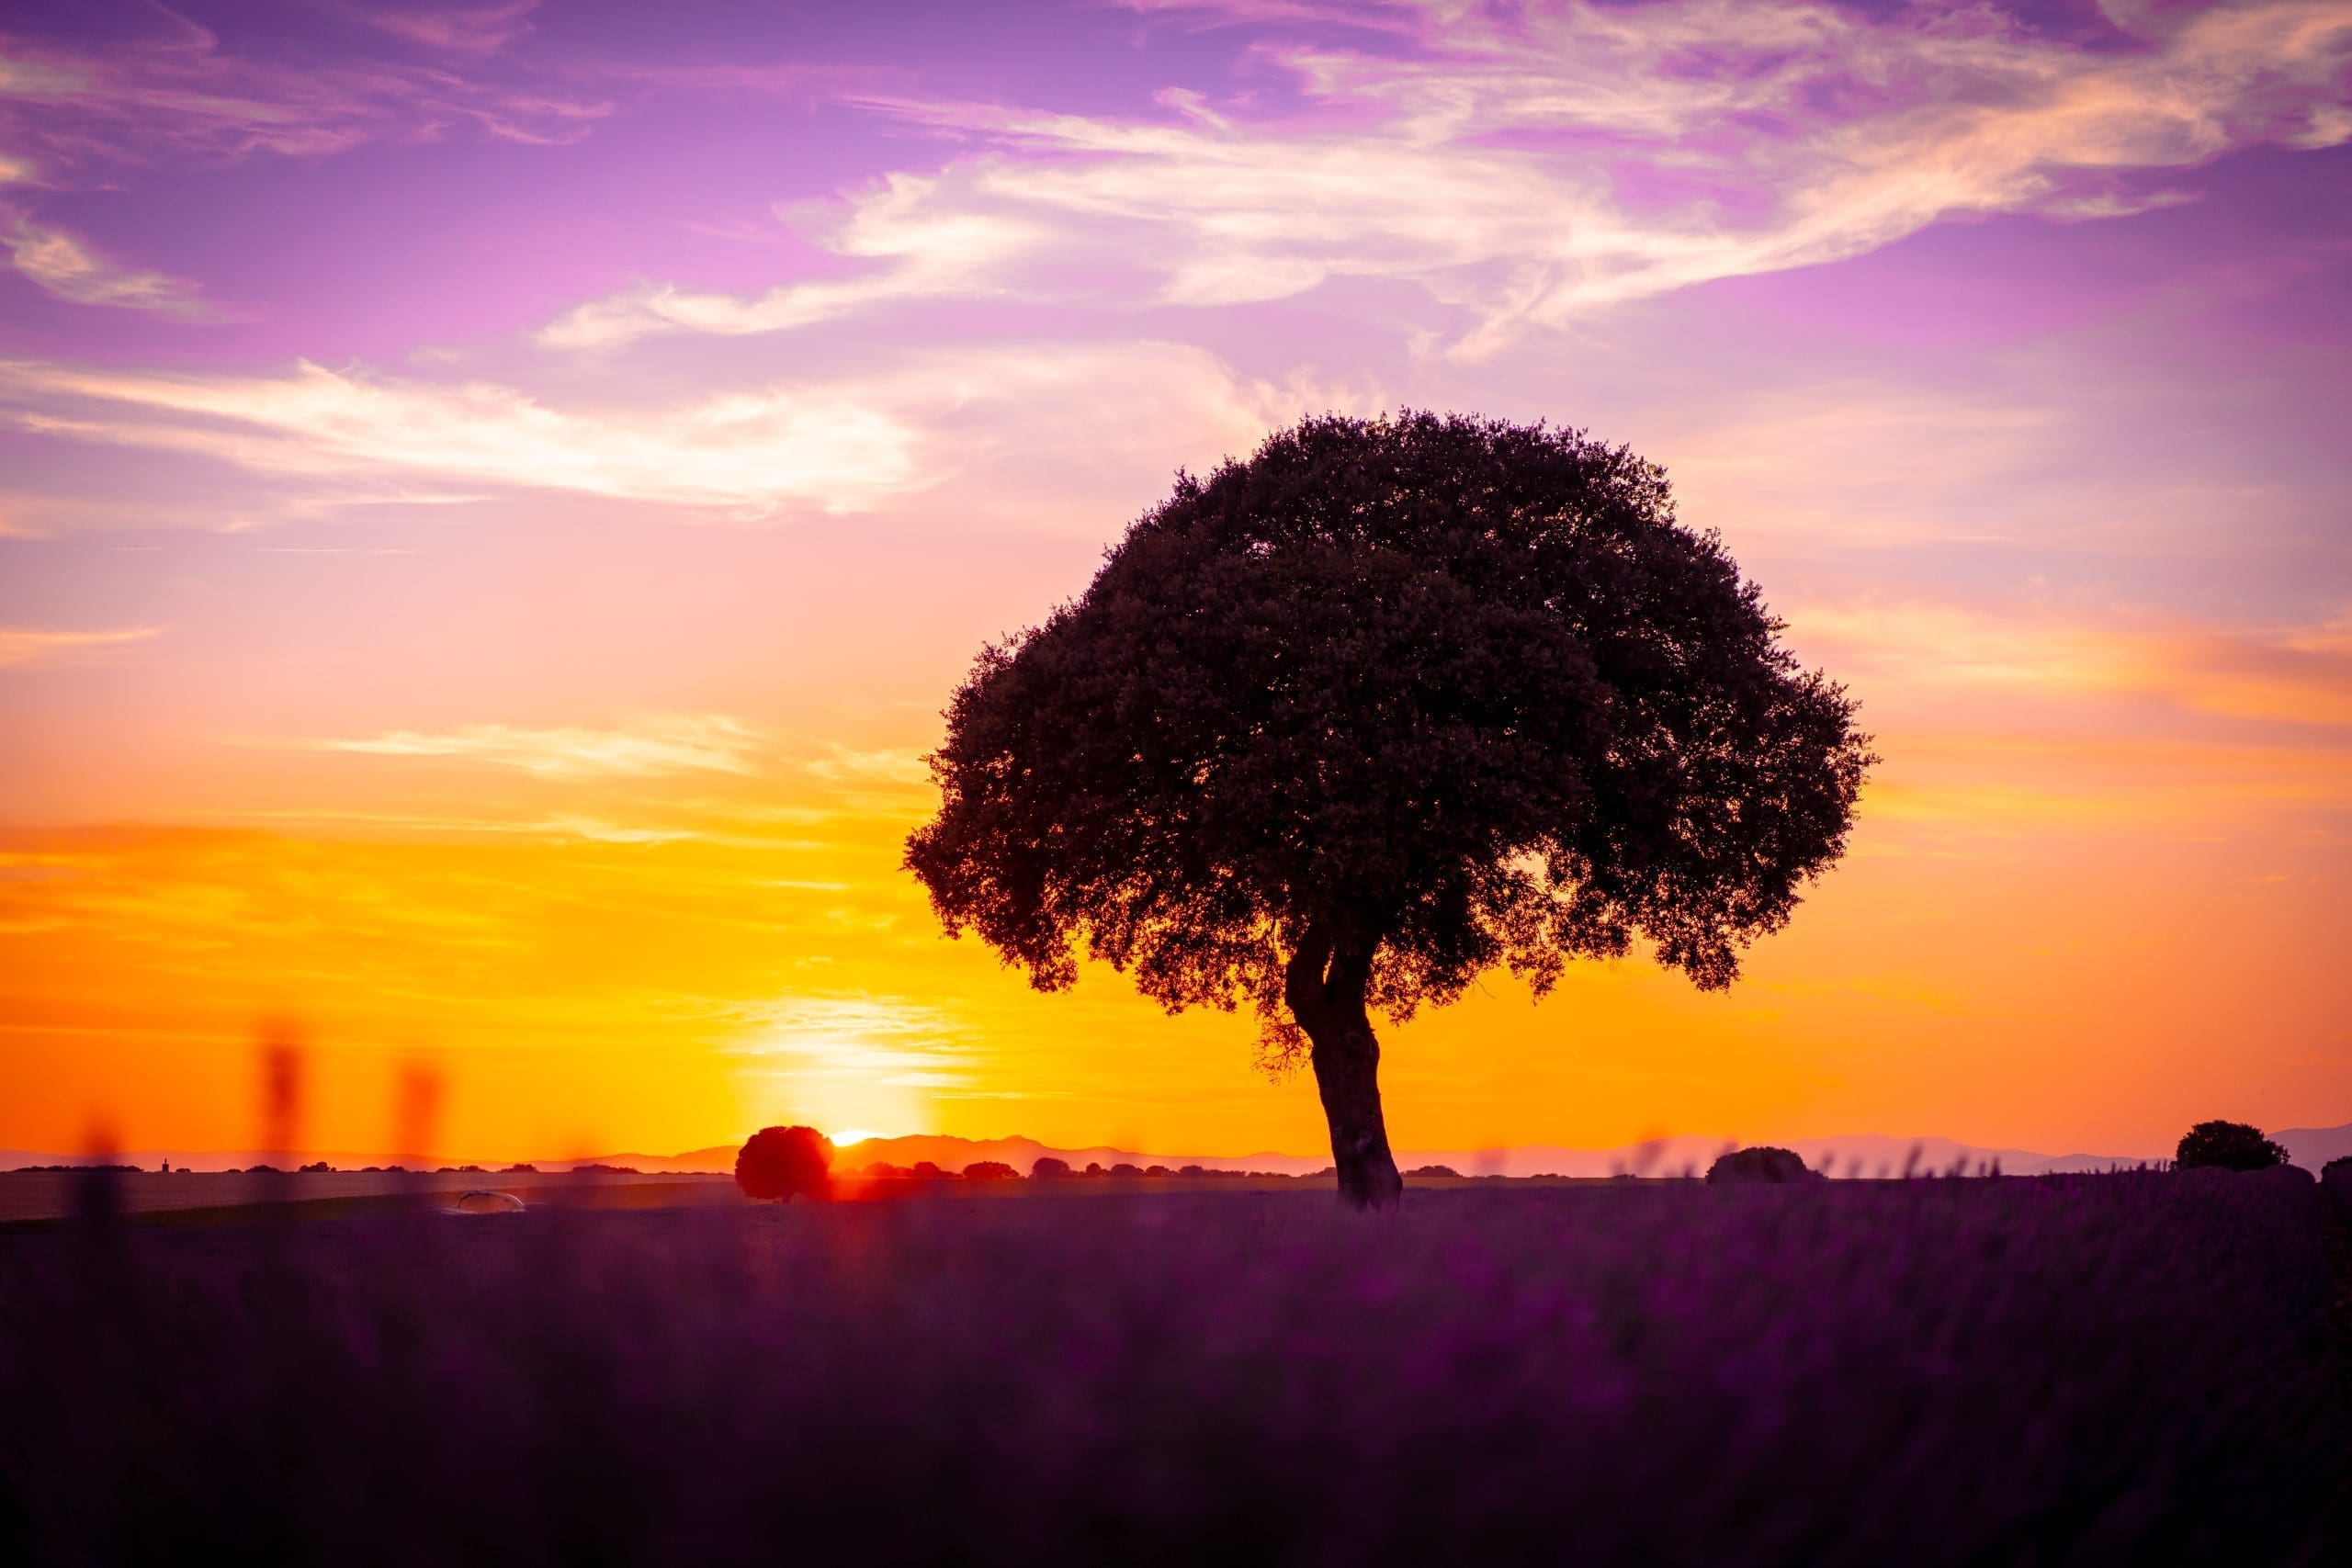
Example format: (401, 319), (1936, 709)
(2176, 1121), (2287, 1172)
(1706, 1147), (1818, 1185)
(910, 1161), (948, 1181)
(908, 412), (1872, 1208)
(1407, 1165), (1463, 1179)
(1031, 1156), (1073, 1179)
(1082, 1162), (1106, 1177)
(1110, 1163), (1143, 1179)
(733, 1125), (835, 1202)
(963, 1160), (1019, 1181)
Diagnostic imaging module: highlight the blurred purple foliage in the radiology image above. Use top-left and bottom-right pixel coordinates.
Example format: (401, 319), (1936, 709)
(0, 1171), (2342, 1564)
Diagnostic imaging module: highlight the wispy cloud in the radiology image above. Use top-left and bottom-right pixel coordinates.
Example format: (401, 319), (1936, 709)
(537, 170), (1046, 348)
(0, 340), (1364, 525)
(729, 994), (978, 1091)
(0, 9), (607, 175)
(0, 625), (162, 669)
(311, 715), (768, 777)
(345, 1), (543, 60)
(803, 745), (931, 786)
(1788, 602), (2352, 729)
(0, 357), (922, 517)
(5, 216), (220, 319)
(543, 0), (2352, 354)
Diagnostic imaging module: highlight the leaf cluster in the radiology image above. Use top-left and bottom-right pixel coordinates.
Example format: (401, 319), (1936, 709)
(905, 412), (1873, 1059)
(2174, 1121), (2287, 1172)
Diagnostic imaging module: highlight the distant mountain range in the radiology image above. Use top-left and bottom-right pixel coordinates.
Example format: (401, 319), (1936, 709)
(14, 1122), (2351, 1179)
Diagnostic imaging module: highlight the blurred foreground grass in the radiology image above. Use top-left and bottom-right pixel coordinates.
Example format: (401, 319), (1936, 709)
(1, 1172), (2343, 1565)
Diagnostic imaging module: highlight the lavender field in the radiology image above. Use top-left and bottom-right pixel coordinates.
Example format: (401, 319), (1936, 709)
(2, 1170), (2344, 1565)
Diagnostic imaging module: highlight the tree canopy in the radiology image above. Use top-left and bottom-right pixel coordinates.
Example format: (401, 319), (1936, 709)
(907, 412), (1871, 1203)
(734, 1124), (834, 1202)
(2175, 1121), (2287, 1172)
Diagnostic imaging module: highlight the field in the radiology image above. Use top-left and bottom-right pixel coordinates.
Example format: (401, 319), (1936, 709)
(0, 1168), (743, 1225)
(2, 1169), (2344, 1565)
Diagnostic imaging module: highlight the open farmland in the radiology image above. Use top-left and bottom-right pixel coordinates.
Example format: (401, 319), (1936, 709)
(2, 1169), (2343, 1565)
(0, 1168), (740, 1225)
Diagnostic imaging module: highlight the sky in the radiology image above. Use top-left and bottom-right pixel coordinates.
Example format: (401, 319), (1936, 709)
(1, 0), (2348, 1163)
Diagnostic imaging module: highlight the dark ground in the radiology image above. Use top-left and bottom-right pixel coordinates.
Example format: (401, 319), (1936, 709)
(1, 1169), (2344, 1566)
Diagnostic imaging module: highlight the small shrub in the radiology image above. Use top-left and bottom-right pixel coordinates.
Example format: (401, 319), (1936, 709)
(2176, 1122), (2286, 1172)
(1706, 1147), (1818, 1185)
(733, 1125), (835, 1202)
(2323, 1156), (2352, 1221)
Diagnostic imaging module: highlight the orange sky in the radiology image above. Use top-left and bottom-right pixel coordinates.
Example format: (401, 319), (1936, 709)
(3, 0), (2350, 1161)
(5, 625), (2346, 1161)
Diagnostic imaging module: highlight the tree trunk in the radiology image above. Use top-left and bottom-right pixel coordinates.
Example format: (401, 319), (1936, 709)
(1285, 928), (1403, 1211)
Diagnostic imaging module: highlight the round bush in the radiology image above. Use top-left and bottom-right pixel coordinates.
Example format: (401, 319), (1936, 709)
(1705, 1146), (1818, 1185)
(1030, 1157), (1072, 1179)
(963, 1160), (1019, 1181)
(2175, 1121), (2286, 1172)
(734, 1125), (835, 1202)
(2323, 1156), (2352, 1221)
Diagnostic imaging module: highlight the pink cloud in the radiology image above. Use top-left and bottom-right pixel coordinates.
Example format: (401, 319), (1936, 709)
(343, 1), (544, 60)
(3, 213), (224, 319)
(0, 9), (607, 175)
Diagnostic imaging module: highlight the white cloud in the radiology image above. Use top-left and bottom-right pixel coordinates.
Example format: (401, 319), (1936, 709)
(311, 714), (767, 777)
(539, 170), (1046, 348)
(0, 357), (922, 518)
(0, 339), (1368, 526)
(540, 0), (2352, 355)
